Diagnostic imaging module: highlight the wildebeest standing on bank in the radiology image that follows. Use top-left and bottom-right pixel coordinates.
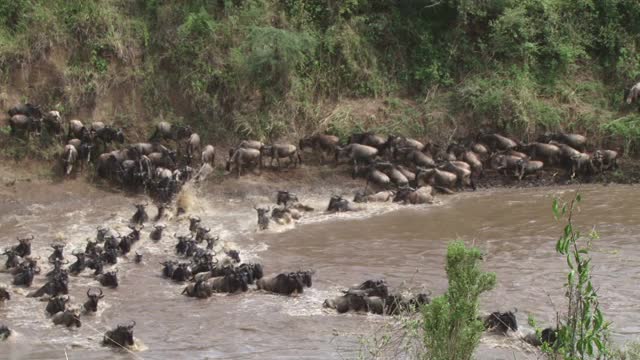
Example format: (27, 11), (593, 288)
(299, 134), (340, 164)
(9, 114), (41, 138)
(62, 144), (78, 176)
(149, 121), (192, 142)
(626, 82), (640, 105)
(226, 148), (262, 177)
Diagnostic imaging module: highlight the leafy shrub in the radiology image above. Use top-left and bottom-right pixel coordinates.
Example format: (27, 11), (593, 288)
(422, 241), (496, 360)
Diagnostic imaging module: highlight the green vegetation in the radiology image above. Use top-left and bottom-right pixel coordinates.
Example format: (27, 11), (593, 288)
(541, 193), (610, 359)
(421, 241), (496, 360)
(1, 1), (640, 148)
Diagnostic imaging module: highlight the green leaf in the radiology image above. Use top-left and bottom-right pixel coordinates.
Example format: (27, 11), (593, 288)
(552, 199), (560, 219)
(576, 193), (582, 203)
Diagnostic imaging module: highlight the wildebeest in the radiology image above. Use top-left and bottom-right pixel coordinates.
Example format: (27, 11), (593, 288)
(327, 195), (355, 212)
(336, 143), (379, 168)
(171, 263), (192, 282)
(130, 203), (149, 226)
(94, 125), (125, 145)
(262, 144), (302, 169)
(67, 119), (90, 140)
(3, 249), (22, 269)
(484, 311), (518, 334)
(52, 308), (81, 328)
(49, 243), (66, 263)
(149, 121), (192, 142)
(8, 103), (42, 118)
(515, 159), (544, 180)
(13, 235), (33, 258)
(393, 186), (434, 204)
(0, 325), (11, 340)
(62, 144), (78, 176)
(69, 252), (87, 275)
(627, 82), (640, 105)
(478, 133), (518, 151)
(83, 288), (104, 313)
(0, 287), (10, 301)
(299, 134), (340, 163)
(103, 321), (136, 348)
(256, 271), (312, 295)
(226, 148), (262, 177)
(9, 114), (41, 137)
(161, 260), (178, 278)
(150, 224), (166, 241)
(255, 206), (270, 230)
(97, 270), (118, 288)
(276, 191), (299, 207)
(523, 327), (558, 347)
(348, 132), (386, 150)
(201, 145), (215, 166)
(353, 189), (394, 203)
(46, 295), (70, 316)
(27, 273), (69, 298)
(12, 262), (37, 287)
(43, 110), (63, 135)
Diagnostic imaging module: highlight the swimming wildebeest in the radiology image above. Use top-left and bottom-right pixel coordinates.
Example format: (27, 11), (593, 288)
(130, 203), (149, 226)
(83, 288), (104, 313)
(256, 271), (313, 295)
(46, 295), (70, 316)
(103, 321), (136, 348)
(483, 311), (518, 334)
(0, 325), (11, 340)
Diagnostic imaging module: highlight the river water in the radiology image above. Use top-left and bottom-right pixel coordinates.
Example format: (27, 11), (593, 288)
(0, 177), (638, 360)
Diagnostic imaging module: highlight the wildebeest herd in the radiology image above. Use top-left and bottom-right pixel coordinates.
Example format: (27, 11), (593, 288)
(2, 102), (623, 351)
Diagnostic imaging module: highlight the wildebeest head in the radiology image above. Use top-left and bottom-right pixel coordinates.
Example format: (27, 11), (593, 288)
(15, 235), (33, 257)
(205, 235), (219, 250)
(226, 250), (240, 263)
(0, 287), (10, 301)
(161, 260), (177, 278)
(49, 243), (66, 263)
(276, 191), (299, 207)
(101, 247), (118, 265)
(131, 203), (149, 226)
(85, 239), (99, 257)
(150, 224), (166, 242)
(189, 216), (201, 232)
(294, 270), (313, 288)
(99, 270), (119, 288)
(171, 262), (192, 282)
(134, 251), (143, 264)
(46, 295), (70, 315)
(327, 195), (351, 212)
(104, 320), (136, 348)
(69, 251), (87, 275)
(83, 288), (104, 313)
(255, 206), (270, 230)
(195, 225), (211, 243)
(0, 325), (12, 340)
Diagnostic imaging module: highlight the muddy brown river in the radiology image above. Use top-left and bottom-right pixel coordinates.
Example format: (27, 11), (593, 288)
(0, 178), (638, 360)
